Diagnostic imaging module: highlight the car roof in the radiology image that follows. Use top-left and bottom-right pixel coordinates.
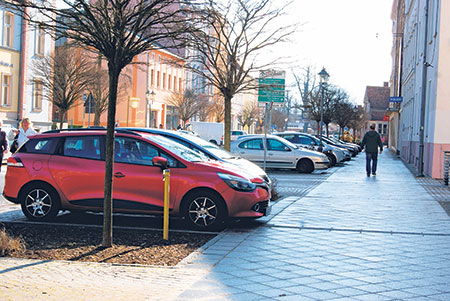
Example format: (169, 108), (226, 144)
(119, 127), (222, 159)
(39, 128), (143, 139)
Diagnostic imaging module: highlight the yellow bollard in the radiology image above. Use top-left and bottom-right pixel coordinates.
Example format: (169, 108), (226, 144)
(163, 169), (170, 240)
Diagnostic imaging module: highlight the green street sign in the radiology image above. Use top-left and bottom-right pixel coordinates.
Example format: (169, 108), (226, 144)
(258, 78), (285, 103)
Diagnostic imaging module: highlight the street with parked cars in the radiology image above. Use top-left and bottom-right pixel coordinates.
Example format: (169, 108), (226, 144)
(2, 128), (360, 232)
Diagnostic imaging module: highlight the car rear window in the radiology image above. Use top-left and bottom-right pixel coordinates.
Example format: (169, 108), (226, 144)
(63, 136), (101, 160)
(18, 137), (59, 154)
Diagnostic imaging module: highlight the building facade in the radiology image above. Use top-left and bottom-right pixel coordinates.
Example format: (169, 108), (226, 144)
(392, 0), (450, 178)
(362, 82), (390, 143)
(0, 8), (23, 130)
(0, 6), (53, 132)
(66, 48), (185, 130)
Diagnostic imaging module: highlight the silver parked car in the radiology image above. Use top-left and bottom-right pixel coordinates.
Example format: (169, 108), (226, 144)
(274, 132), (351, 166)
(230, 135), (329, 173)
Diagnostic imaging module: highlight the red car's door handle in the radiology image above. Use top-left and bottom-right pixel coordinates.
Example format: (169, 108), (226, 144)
(114, 172), (126, 178)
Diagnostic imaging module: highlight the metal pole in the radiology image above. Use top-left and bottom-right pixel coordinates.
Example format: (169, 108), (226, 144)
(319, 82), (324, 152)
(163, 169), (170, 240)
(149, 101), (152, 128)
(263, 102), (268, 171)
(88, 99), (91, 128)
(126, 96), (130, 127)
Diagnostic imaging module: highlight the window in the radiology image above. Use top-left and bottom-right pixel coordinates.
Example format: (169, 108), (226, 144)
(239, 139), (263, 150)
(157, 71), (160, 88)
(114, 137), (178, 167)
(19, 138), (59, 154)
(33, 80), (43, 110)
(173, 76), (177, 91)
(179, 78), (182, 91)
(168, 75), (172, 90)
(279, 135), (296, 143)
(162, 73), (166, 89)
(63, 136), (101, 160)
(3, 12), (13, 48)
(267, 139), (289, 151)
(298, 136), (316, 146)
(150, 69), (154, 87)
(36, 25), (45, 56)
(2, 74), (11, 106)
(166, 105), (179, 130)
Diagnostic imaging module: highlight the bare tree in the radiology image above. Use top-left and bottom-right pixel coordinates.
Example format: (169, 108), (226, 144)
(197, 95), (211, 121)
(166, 89), (201, 127)
(271, 109), (288, 132)
(209, 94), (225, 122)
(332, 94), (353, 139)
(31, 46), (94, 129)
(186, 0), (297, 150)
(237, 101), (258, 130)
(9, 0), (193, 247)
(349, 105), (367, 143)
(292, 67), (318, 132)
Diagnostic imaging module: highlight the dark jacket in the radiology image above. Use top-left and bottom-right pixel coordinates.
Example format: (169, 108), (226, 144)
(361, 130), (383, 153)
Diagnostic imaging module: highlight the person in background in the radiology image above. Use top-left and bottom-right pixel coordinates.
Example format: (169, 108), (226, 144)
(8, 117), (36, 148)
(0, 120), (8, 171)
(159, 124), (164, 129)
(361, 124), (383, 177)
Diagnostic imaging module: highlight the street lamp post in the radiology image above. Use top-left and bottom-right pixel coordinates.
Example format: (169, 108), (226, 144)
(318, 67), (329, 152)
(145, 90), (156, 128)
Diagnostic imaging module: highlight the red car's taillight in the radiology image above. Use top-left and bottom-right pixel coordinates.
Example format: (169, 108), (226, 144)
(7, 157), (24, 167)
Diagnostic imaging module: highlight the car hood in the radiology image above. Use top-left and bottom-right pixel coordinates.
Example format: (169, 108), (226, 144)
(195, 159), (259, 182)
(226, 157), (269, 179)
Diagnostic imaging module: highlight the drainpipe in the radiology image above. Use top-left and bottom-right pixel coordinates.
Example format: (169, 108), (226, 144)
(17, 9), (28, 126)
(418, 0), (429, 177)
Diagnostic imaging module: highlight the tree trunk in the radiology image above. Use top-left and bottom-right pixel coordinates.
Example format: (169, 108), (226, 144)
(94, 108), (101, 126)
(223, 95), (232, 151)
(102, 66), (119, 248)
(59, 111), (65, 130)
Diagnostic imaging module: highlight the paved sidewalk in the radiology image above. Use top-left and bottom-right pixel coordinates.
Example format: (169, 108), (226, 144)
(1, 151), (450, 300)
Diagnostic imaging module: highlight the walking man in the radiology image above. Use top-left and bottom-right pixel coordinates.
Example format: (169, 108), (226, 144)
(361, 124), (383, 177)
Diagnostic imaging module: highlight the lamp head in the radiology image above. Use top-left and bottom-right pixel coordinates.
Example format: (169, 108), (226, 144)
(318, 67), (329, 83)
(146, 90), (156, 101)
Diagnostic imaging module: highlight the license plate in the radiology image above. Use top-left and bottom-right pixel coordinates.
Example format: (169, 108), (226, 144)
(264, 201), (272, 216)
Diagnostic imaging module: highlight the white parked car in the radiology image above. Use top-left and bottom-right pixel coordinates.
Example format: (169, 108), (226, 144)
(230, 130), (248, 141)
(230, 135), (329, 173)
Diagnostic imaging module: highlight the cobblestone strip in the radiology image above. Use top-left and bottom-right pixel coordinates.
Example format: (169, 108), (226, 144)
(0, 257), (211, 300)
(416, 177), (450, 218)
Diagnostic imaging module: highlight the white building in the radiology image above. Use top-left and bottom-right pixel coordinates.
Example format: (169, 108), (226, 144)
(394, 0), (450, 178)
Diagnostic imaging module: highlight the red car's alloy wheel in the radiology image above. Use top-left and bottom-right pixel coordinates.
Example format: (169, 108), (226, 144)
(20, 184), (61, 221)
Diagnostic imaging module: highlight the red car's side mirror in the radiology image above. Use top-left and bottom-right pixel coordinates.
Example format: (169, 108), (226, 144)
(152, 156), (168, 170)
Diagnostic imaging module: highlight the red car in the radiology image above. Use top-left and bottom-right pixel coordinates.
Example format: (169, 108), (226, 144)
(3, 129), (271, 230)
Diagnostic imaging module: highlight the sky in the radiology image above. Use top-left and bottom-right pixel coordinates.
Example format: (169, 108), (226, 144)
(279, 0), (394, 105)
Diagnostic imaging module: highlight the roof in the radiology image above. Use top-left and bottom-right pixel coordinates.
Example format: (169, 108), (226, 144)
(363, 83), (390, 121)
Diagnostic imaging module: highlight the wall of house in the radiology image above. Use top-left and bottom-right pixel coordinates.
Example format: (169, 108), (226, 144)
(0, 10), (22, 129)
(397, 0), (450, 178)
